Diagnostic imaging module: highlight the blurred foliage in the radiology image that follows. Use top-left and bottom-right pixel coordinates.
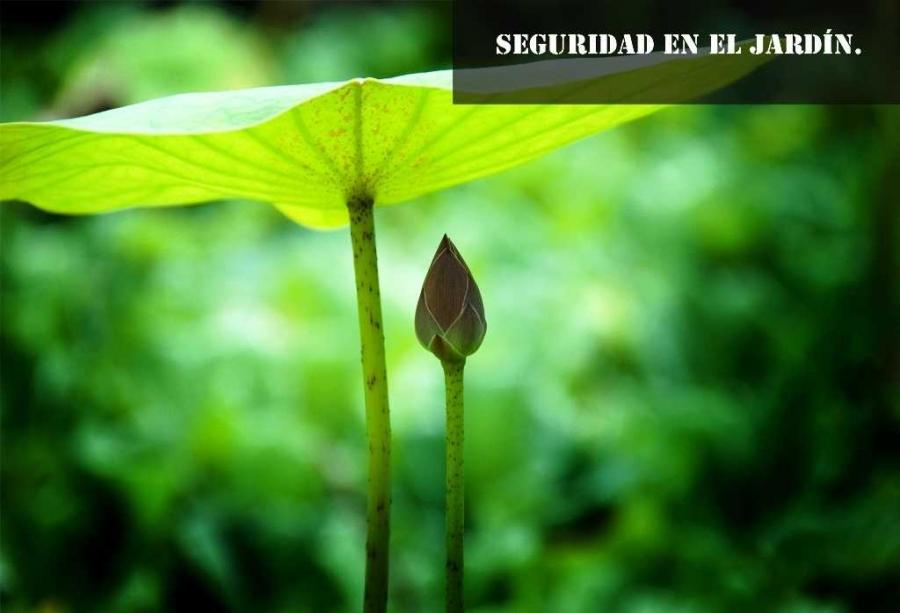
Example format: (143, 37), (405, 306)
(53, 5), (275, 115)
(1, 2), (898, 612)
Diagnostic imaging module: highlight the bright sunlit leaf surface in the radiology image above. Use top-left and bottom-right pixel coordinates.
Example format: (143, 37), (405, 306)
(1, 51), (768, 229)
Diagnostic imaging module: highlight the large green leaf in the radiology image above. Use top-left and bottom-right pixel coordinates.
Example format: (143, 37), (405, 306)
(1, 50), (768, 229)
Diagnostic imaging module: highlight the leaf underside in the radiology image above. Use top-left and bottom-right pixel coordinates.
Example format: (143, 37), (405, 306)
(0, 49), (769, 229)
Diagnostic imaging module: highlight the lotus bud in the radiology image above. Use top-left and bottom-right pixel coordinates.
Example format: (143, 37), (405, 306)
(415, 235), (486, 363)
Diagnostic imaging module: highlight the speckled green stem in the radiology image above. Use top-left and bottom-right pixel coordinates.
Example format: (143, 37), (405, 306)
(442, 359), (465, 613)
(348, 197), (391, 613)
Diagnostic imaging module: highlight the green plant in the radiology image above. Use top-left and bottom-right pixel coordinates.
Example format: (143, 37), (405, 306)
(415, 235), (486, 612)
(0, 52), (767, 611)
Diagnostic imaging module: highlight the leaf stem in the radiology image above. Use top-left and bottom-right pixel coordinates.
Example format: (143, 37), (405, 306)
(348, 196), (391, 613)
(442, 359), (466, 613)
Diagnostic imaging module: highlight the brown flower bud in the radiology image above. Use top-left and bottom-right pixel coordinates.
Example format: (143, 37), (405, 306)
(415, 235), (486, 363)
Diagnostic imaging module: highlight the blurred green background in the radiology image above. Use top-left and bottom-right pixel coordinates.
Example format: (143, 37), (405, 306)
(1, 2), (898, 612)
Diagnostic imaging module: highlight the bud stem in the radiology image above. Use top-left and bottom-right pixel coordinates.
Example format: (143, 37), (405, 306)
(348, 196), (391, 613)
(442, 358), (466, 613)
